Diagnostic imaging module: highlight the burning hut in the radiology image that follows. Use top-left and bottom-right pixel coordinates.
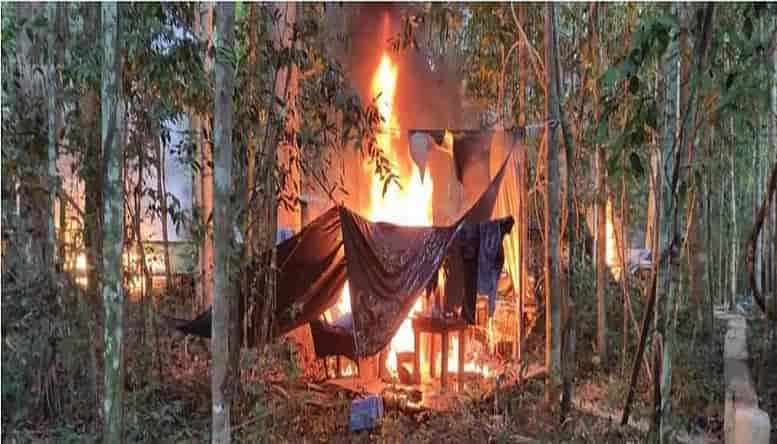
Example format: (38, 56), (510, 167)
(174, 5), (544, 404)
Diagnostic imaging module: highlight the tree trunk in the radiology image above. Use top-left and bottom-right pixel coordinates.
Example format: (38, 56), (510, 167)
(212, 3), (236, 443)
(198, 2), (215, 310)
(755, 113), (762, 294)
(244, 4), (260, 260)
(543, 2), (562, 405)
(15, 2), (48, 277)
(156, 134), (172, 291)
(2, 5), (18, 238)
(258, 2), (298, 345)
(81, 3), (103, 301)
(558, 55), (577, 420)
(655, 22), (679, 439)
(688, 166), (709, 336)
(275, 3), (301, 233)
(718, 130), (726, 305)
(646, 149), (659, 251)
(619, 174), (630, 374)
(101, 3), (126, 442)
(770, 27), (777, 317)
(590, 2), (608, 368)
(656, 5), (715, 440)
(190, 5), (202, 313)
(47, 2), (60, 273)
(729, 120), (738, 308)
(514, 2), (528, 369)
(595, 150), (608, 367)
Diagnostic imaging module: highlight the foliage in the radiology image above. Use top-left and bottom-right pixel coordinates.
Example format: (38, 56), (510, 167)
(2, 2), (777, 441)
(1, 278), (96, 427)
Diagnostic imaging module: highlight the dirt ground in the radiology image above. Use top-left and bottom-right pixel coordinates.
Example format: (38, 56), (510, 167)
(2, 291), (731, 443)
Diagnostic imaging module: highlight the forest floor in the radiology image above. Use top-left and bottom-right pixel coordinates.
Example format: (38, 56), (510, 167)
(2, 286), (733, 443)
(750, 318), (777, 440)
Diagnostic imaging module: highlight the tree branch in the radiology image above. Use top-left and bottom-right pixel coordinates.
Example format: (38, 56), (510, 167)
(511, 3), (546, 93)
(746, 160), (777, 318)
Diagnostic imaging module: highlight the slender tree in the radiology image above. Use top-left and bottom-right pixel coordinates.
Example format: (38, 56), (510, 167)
(101, 2), (126, 442)
(654, 7), (680, 437)
(81, 3), (103, 301)
(543, 1), (562, 405)
(197, 2), (215, 310)
(258, 2), (298, 345)
(46, 2), (59, 273)
(211, 2), (236, 443)
(657, 4), (715, 440)
(515, 1), (528, 373)
(591, 2), (608, 368)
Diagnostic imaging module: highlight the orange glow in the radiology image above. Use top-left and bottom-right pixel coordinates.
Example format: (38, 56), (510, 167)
(326, 39), (492, 382)
(605, 199), (617, 267)
(75, 252), (87, 271)
(329, 51), (434, 377)
(326, 281), (351, 322)
(432, 335), (492, 378)
(367, 52), (433, 376)
(366, 54), (433, 226)
(337, 281), (352, 314)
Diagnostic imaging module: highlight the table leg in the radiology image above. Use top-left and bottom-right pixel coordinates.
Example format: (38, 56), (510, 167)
(430, 335), (436, 379)
(441, 332), (449, 391)
(413, 327), (420, 385)
(458, 329), (466, 392)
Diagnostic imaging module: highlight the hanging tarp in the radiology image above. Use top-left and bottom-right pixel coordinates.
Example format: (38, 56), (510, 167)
(271, 206), (347, 335)
(172, 132), (515, 359)
(489, 129), (525, 309)
(339, 207), (463, 358)
(167, 207), (346, 342)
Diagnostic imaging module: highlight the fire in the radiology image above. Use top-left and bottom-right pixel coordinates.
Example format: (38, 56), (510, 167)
(367, 55), (433, 226)
(605, 198), (617, 268)
(327, 38), (493, 382)
(366, 53), (433, 376)
(433, 335), (492, 378)
(337, 281), (352, 314)
(329, 51), (434, 377)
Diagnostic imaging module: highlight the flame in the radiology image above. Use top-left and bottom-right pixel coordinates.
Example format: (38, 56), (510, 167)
(367, 53), (433, 376)
(367, 55), (433, 226)
(337, 281), (352, 314)
(328, 49), (491, 382)
(328, 51), (434, 377)
(75, 252), (87, 271)
(432, 335), (492, 378)
(340, 363), (357, 377)
(605, 198), (617, 267)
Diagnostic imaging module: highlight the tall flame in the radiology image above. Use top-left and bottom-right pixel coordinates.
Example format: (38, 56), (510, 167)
(368, 53), (433, 375)
(367, 55), (433, 226)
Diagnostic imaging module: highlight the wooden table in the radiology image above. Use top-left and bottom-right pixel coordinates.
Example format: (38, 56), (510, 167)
(412, 316), (468, 391)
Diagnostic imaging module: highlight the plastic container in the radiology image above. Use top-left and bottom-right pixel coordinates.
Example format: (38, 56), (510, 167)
(348, 395), (384, 432)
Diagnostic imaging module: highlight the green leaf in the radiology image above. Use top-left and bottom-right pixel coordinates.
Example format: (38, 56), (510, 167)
(601, 67), (620, 87)
(655, 13), (678, 31)
(628, 75), (640, 94)
(630, 152), (644, 177)
(607, 150), (622, 175)
(595, 118), (609, 144)
(743, 16), (753, 40)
